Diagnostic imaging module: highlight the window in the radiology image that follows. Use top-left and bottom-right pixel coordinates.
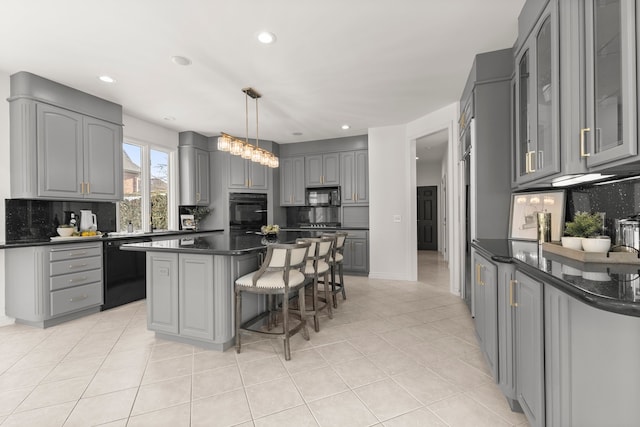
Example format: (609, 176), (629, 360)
(119, 141), (173, 232)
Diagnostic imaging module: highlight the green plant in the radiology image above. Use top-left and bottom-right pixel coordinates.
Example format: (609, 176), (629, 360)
(564, 212), (603, 238)
(187, 206), (211, 223)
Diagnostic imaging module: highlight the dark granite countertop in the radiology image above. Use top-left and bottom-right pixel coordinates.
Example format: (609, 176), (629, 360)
(473, 239), (640, 317)
(120, 230), (330, 256)
(281, 226), (369, 231)
(0, 229), (223, 249)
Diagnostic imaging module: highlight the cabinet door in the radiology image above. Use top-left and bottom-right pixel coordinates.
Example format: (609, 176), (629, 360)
(515, 271), (545, 427)
(514, 3), (560, 184)
(280, 157), (305, 206)
(83, 117), (123, 201)
(36, 103), (84, 198)
(305, 155), (323, 186)
(343, 238), (368, 274)
(248, 161), (268, 190)
(354, 150), (368, 203)
(498, 263), (518, 405)
(322, 153), (340, 186)
(472, 251), (498, 380)
(146, 252), (179, 334)
(291, 157), (305, 205)
(179, 254), (214, 341)
(584, 0), (637, 167)
(195, 148), (210, 205)
(228, 154), (248, 188)
(340, 152), (356, 204)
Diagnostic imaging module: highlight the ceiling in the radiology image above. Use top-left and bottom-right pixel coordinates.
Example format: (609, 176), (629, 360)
(0, 0), (524, 146)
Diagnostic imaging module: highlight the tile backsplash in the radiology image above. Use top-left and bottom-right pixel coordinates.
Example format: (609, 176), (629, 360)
(5, 199), (116, 242)
(567, 176), (640, 238)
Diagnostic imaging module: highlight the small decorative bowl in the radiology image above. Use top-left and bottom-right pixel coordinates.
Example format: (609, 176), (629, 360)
(57, 227), (74, 237)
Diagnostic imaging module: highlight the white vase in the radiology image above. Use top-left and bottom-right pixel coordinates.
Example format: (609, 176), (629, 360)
(581, 237), (611, 253)
(561, 236), (583, 250)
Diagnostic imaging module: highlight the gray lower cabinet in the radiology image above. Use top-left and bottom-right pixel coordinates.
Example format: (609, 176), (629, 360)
(280, 156), (305, 206)
(179, 145), (210, 206)
(5, 242), (104, 327)
(514, 271), (545, 427)
(340, 150), (368, 205)
(545, 284), (640, 427)
(11, 100), (123, 201)
(496, 261), (520, 410)
(342, 230), (368, 275)
(471, 250), (499, 381)
(228, 154), (268, 190)
(305, 153), (340, 187)
(145, 251), (262, 349)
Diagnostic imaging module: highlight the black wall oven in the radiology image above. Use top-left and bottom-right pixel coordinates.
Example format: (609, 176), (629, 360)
(229, 192), (267, 231)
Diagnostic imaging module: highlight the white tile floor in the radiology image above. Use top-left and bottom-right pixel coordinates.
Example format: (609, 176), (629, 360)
(0, 251), (530, 426)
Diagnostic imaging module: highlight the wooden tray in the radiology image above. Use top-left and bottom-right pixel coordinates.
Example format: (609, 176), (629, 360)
(541, 242), (640, 264)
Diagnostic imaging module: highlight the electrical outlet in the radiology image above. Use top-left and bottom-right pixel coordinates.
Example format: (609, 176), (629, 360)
(393, 215), (401, 223)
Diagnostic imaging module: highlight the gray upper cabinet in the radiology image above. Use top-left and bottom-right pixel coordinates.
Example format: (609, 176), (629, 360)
(228, 155), (268, 190)
(179, 145), (210, 206)
(472, 250), (499, 381)
(305, 153), (339, 187)
(9, 72), (124, 201)
(514, 1), (560, 185)
(280, 156), (305, 206)
(581, 0), (637, 168)
(340, 150), (368, 205)
(34, 103), (122, 200)
(514, 271), (545, 427)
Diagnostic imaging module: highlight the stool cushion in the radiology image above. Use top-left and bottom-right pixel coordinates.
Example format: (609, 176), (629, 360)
(235, 270), (306, 289)
(304, 260), (330, 275)
(329, 253), (344, 263)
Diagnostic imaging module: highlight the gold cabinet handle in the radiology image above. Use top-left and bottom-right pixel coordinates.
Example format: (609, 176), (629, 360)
(527, 151), (536, 172)
(87, 182), (90, 194)
(80, 182), (84, 194)
(580, 128), (591, 157)
(510, 279), (518, 307)
(196, 192), (200, 202)
(475, 263), (481, 285)
(68, 276), (88, 284)
(69, 294), (88, 303)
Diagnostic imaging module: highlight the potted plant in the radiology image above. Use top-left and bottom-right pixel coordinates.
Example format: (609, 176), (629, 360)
(562, 211), (610, 252)
(187, 206), (211, 231)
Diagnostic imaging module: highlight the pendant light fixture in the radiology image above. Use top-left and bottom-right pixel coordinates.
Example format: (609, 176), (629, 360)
(217, 87), (279, 168)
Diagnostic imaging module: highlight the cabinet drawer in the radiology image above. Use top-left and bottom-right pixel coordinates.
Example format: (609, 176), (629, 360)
(50, 282), (103, 317)
(50, 256), (102, 276)
(341, 230), (367, 239)
(50, 269), (102, 291)
(50, 245), (102, 261)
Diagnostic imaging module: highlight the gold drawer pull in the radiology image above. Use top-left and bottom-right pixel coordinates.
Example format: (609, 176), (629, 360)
(69, 294), (88, 303)
(68, 263), (88, 269)
(68, 276), (88, 283)
(580, 128), (591, 157)
(510, 279), (518, 307)
(68, 252), (87, 256)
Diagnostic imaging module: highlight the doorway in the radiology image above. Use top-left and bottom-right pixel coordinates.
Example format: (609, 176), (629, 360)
(417, 185), (438, 250)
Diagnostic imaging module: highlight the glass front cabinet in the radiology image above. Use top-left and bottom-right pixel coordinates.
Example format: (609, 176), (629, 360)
(581, 0), (637, 168)
(514, 1), (560, 185)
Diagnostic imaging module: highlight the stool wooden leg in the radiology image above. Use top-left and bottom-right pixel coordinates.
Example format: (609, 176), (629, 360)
(323, 271), (333, 319)
(331, 264), (338, 308)
(339, 262), (346, 300)
(283, 290), (291, 361)
(298, 288), (309, 340)
(312, 277), (320, 332)
(235, 288), (242, 354)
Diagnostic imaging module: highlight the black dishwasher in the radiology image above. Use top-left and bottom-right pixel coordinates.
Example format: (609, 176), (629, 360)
(102, 237), (152, 310)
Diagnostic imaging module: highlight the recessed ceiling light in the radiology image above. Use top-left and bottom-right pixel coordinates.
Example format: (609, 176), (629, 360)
(98, 75), (115, 83)
(257, 31), (276, 44)
(163, 116), (176, 121)
(292, 132), (303, 136)
(171, 55), (192, 66)
(341, 124), (350, 130)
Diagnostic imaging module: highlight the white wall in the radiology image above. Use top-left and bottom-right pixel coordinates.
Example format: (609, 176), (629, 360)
(416, 161), (441, 186)
(0, 70), (10, 324)
(123, 114), (179, 150)
(369, 102), (460, 294)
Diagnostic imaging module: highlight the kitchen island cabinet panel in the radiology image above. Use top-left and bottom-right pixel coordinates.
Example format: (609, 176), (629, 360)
(179, 254), (214, 341)
(146, 252), (179, 334)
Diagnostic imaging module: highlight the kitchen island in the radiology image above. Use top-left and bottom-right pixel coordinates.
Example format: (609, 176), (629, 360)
(121, 230), (321, 350)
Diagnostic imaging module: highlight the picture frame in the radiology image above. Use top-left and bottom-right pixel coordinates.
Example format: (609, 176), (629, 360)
(180, 214), (195, 230)
(509, 190), (565, 241)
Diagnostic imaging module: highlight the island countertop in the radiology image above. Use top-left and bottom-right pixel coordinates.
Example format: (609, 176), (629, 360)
(120, 230), (327, 256)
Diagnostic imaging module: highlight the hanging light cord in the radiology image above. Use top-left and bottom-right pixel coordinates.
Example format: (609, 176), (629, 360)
(245, 90), (250, 145)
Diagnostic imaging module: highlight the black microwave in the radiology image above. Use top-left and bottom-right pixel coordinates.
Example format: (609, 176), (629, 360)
(306, 187), (340, 206)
